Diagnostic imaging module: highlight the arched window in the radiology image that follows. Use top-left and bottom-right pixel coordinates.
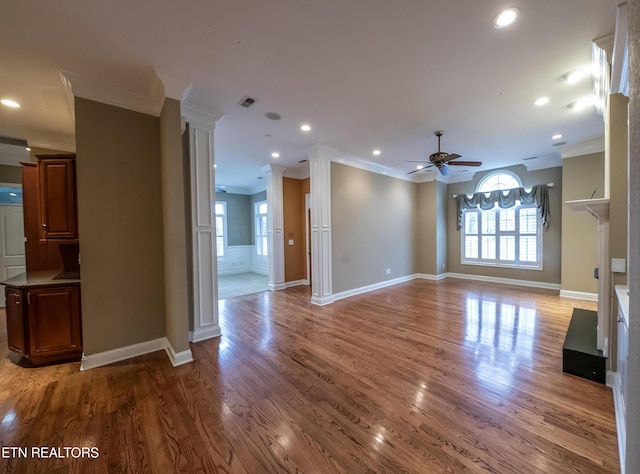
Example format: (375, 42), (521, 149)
(477, 170), (521, 193)
(461, 171), (542, 269)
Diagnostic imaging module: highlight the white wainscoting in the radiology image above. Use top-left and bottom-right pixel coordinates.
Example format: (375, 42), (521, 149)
(252, 252), (269, 276)
(217, 245), (270, 276)
(217, 245), (253, 275)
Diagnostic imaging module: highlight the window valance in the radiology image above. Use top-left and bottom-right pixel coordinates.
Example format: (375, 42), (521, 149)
(455, 184), (550, 230)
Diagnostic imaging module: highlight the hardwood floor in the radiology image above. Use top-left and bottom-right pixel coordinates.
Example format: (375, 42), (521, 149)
(0, 279), (619, 473)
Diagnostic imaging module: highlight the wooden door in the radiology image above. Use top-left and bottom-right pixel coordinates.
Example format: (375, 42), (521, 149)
(0, 204), (26, 307)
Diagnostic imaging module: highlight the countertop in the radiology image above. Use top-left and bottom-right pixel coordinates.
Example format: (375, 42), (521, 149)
(1, 270), (81, 288)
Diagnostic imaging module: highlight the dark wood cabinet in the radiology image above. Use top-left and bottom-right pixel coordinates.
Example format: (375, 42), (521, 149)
(3, 280), (82, 365)
(5, 289), (26, 355)
(21, 162), (64, 271)
(37, 155), (78, 243)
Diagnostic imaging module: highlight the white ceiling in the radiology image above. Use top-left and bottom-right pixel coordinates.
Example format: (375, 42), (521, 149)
(0, 0), (620, 192)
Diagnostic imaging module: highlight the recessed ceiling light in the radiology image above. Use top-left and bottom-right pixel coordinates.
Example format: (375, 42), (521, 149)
(271, 152), (280, 158)
(552, 134), (562, 140)
(568, 95), (596, 111)
(493, 7), (520, 29)
(9, 193), (17, 197)
(300, 124), (311, 132)
(213, 164), (218, 168)
(25, 147), (31, 151)
(534, 97), (549, 106)
(417, 165), (424, 170)
(560, 68), (589, 84)
(1, 99), (20, 108)
(373, 149), (381, 156)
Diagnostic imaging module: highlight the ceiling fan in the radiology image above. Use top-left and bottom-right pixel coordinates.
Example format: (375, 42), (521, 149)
(407, 131), (482, 176)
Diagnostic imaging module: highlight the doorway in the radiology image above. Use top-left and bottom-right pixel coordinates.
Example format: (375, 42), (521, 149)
(0, 186), (26, 307)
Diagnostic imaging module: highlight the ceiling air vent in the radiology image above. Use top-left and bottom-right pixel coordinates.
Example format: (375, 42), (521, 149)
(523, 156), (538, 161)
(238, 96), (256, 108)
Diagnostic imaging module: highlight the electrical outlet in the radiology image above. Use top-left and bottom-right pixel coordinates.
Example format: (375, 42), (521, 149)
(385, 268), (391, 275)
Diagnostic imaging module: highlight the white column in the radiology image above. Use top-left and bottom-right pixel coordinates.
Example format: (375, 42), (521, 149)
(183, 102), (223, 342)
(262, 165), (286, 290)
(309, 146), (333, 305)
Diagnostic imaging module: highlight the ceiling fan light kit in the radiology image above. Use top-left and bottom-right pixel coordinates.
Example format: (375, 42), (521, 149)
(406, 131), (482, 176)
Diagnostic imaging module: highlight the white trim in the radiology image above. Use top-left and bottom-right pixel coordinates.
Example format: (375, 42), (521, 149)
(190, 324), (222, 343)
(608, 370), (627, 474)
(415, 273), (448, 281)
(559, 289), (599, 302)
(311, 295), (335, 306)
(446, 272), (561, 291)
(80, 337), (193, 370)
(332, 275), (415, 301)
(164, 343), (194, 367)
(316, 272), (561, 305)
(286, 279), (308, 288)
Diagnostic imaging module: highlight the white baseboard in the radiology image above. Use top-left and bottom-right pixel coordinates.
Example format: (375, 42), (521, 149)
(608, 370), (626, 473)
(311, 294), (335, 306)
(559, 289), (598, 301)
(286, 279), (308, 288)
(446, 272), (561, 291)
(80, 337), (193, 370)
(190, 325), (222, 343)
(332, 274), (415, 302)
(164, 343), (194, 367)
(416, 273), (448, 281)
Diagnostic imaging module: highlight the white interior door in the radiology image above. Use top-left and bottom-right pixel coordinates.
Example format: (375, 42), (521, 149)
(0, 204), (26, 307)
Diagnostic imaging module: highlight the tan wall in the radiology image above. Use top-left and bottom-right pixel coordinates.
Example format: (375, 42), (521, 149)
(416, 181), (438, 274)
(561, 152), (604, 294)
(283, 177), (306, 282)
(75, 97), (166, 355)
(609, 93), (629, 288)
(435, 180), (448, 274)
(447, 165), (563, 284)
(331, 163), (417, 293)
(159, 98), (190, 354)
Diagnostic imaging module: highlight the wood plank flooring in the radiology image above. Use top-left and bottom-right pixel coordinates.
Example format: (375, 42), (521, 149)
(0, 279), (620, 473)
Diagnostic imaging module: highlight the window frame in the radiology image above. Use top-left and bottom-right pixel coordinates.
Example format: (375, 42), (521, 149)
(214, 201), (227, 259)
(254, 200), (268, 259)
(461, 172), (543, 270)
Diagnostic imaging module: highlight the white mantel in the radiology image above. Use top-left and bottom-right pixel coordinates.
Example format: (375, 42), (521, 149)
(565, 198), (610, 356)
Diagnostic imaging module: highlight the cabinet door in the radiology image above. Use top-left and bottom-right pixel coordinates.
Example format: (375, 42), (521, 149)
(27, 285), (82, 362)
(5, 288), (26, 354)
(38, 157), (78, 241)
(22, 162), (63, 270)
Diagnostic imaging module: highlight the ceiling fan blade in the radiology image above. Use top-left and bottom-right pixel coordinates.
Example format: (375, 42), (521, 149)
(441, 153), (462, 163)
(448, 161), (483, 167)
(405, 160), (431, 163)
(407, 164), (435, 174)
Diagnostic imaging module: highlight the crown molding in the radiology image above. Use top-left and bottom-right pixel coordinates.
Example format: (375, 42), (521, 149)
(27, 134), (76, 153)
(559, 137), (605, 159)
(182, 101), (224, 129)
(60, 70), (164, 117)
(523, 155), (562, 171)
(308, 144), (414, 182)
